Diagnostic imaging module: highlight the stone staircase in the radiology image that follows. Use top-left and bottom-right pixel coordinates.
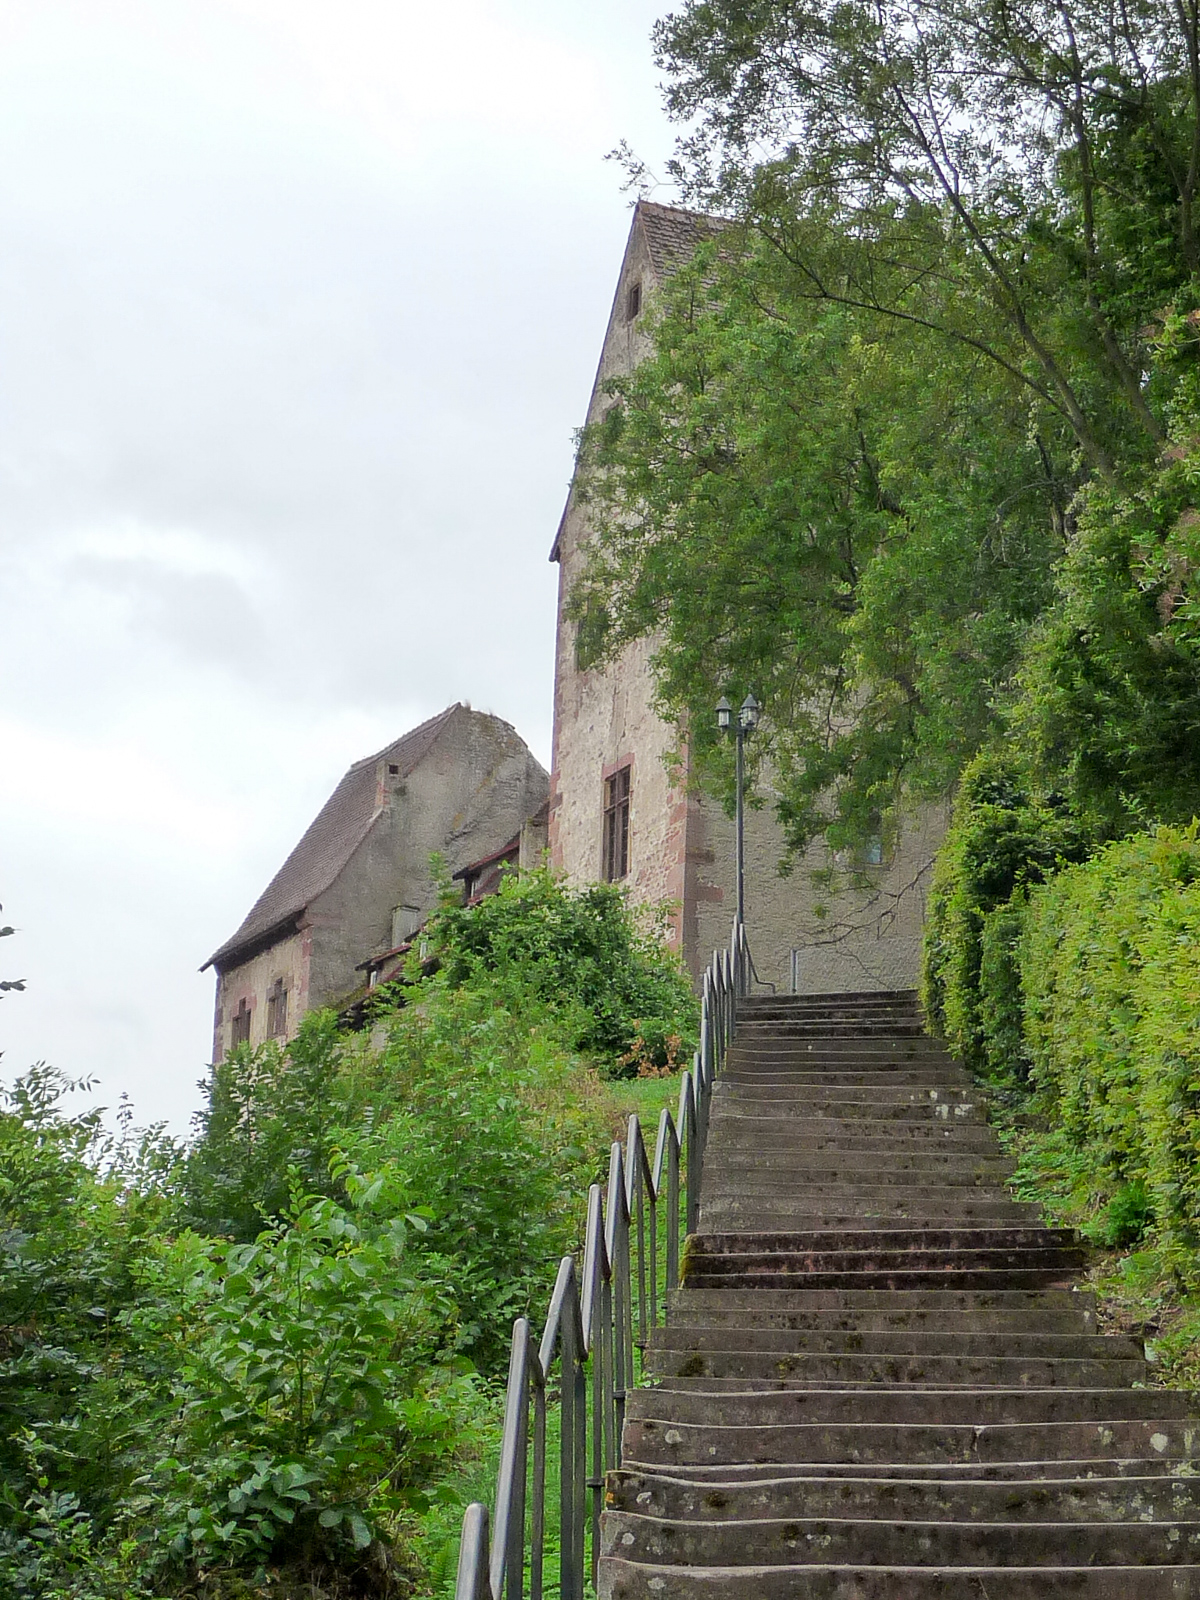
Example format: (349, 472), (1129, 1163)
(599, 990), (1200, 1597)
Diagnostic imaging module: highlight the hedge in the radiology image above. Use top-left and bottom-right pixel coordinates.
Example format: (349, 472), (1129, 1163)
(1019, 824), (1200, 1256)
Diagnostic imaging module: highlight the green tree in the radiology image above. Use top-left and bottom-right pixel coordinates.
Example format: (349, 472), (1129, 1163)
(573, 234), (1069, 854)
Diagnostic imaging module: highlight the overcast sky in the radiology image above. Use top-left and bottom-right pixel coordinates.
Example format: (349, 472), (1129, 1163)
(0, 0), (678, 1133)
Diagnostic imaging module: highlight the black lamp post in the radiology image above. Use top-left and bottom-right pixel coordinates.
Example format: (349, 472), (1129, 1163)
(716, 692), (760, 924)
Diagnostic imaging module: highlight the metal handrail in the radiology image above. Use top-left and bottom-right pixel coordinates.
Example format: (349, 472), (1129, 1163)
(453, 917), (750, 1600)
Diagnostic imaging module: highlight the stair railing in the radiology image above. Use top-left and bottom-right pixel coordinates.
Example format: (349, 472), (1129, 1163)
(453, 918), (748, 1600)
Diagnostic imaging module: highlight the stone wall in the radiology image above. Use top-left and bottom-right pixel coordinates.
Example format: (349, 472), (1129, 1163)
(691, 783), (946, 993)
(549, 211), (691, 950)
(549, 203), (948, 994)
(306, 709), (548, 1012)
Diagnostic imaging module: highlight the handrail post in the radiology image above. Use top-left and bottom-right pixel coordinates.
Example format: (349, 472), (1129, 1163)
(530, 1357), (546, 1600)
(456, 1503), (491, 1600)
(453, 914), (750, 1600)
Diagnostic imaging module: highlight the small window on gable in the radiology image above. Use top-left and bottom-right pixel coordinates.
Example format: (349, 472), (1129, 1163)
(230, 997), (251, 1048)
(626, 280), (642, 321)
(602, 765), (632, 882)
(388, 763), (400, 776)
(267, 977), (288, 1038)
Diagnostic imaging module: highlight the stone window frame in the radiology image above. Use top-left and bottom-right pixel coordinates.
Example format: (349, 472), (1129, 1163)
(266, 977), (289, 1038)
(602, 763), (632, 882)
(625, 280), (642, 321)
(230, 996), (251, 1048)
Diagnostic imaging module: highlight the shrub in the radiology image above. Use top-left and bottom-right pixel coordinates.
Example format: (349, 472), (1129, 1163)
(921, 749), (1088, 1076)
(1020, 824), (1200, 1264)
(424, 865), (698, 1076)
(138, 1170), (470, 1579)
(181, 1009), (348, 1240)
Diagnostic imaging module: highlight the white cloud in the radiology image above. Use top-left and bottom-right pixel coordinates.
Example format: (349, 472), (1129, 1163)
(0, 0), (674, 1131)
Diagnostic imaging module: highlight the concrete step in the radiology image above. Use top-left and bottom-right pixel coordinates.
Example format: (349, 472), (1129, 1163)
(735, 1023), (931, 1036)
(689, 1227), (1073, 1251)
(621, 1414), (1200, 1469)
(626, 1387), (1195, 1428)
(708, 1101), (987, 1123)
(647, 1327), (1141, 1360)
(719, 1071), (969, 1089)
(611, 1456), (1193, 1482)
(705, 1125), (1002, 1151)
(607, 1466), (1200, 1521)
(700, 1151), (1015, 1177)
(687, 1227), (1075, 1253)
(706, 1120), (999, 1143)
(668, 1287), (1097, 1314)
(599, 1560), (1200, 1597)
(681, 1250), (1083, 1280)
(600, 1508), (1200, 1566)
(683, 1270), (1083, 1291)
(714, 1085), (979, 1107)
(665, 1301), (1099, 1334)
(643, 1348), (1145, 1386)
(739, 991), (920, 1011)
(696, 1210), (1039, 1234)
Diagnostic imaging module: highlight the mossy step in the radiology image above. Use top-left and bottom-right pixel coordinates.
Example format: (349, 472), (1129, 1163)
(598, 1557), (1200, 1596)
(600, 1508), (1200, 1566)
(606, 1466), (1200, 1522)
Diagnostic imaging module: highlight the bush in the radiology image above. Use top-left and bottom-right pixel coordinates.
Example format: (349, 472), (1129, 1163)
(1, 866), (689, 1594)
(1, 997), (619, 1595)
(1019, 823), (1200, 1265)
(137, 1171), (469, 1580)
(921, 749), (1088, 1077)
(181, 1010), (347, 1240)
(424, 865), (698, 1077)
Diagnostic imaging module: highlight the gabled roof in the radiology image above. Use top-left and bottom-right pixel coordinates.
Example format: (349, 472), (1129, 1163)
(203, 705), (460, 971)
(636, 200), (727, 278)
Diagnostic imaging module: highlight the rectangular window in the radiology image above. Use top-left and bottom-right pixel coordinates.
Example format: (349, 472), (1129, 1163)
(266, 977), (288, 1038)
(602, 765), (631, 881)
(230, 997), (251, 1048)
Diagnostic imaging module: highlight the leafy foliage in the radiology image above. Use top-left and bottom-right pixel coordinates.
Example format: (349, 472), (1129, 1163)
(921, 750), (1088, 1077)
(573, 235), (1069, 856)
(0, 871), (685, 1596)
(425, 865), (697, 1076)
(573, 0), (1200, 860)
(1019, 825), (1200, 1266)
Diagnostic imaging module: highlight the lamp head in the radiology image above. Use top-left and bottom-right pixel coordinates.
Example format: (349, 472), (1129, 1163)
(715, 696), (732, 731)
(739, 692), (760, 732)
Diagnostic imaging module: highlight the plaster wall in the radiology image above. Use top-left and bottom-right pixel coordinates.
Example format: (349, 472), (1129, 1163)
(306, 709), (548, 1010)
(211, 927), (308, 1061)
(691, 782), (947, 993)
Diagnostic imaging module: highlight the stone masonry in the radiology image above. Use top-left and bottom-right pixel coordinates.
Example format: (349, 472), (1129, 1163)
(549, 201), (945, 992)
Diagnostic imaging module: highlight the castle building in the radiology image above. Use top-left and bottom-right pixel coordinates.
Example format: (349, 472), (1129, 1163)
(548, 201), (945, 991)
(203, 704), (547, 1058)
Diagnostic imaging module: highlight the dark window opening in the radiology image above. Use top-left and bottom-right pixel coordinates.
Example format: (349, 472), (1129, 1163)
(230, 997), (251, 1048)
(387, 763), (399, 776)
(267, 977), (288, 1037)
(602, 766), (631, 881)
(626, 281), (642, 321)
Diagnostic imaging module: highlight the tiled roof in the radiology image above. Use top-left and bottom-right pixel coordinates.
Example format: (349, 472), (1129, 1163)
(203, 705), (460, 971)
(636, 201), (728, 281)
